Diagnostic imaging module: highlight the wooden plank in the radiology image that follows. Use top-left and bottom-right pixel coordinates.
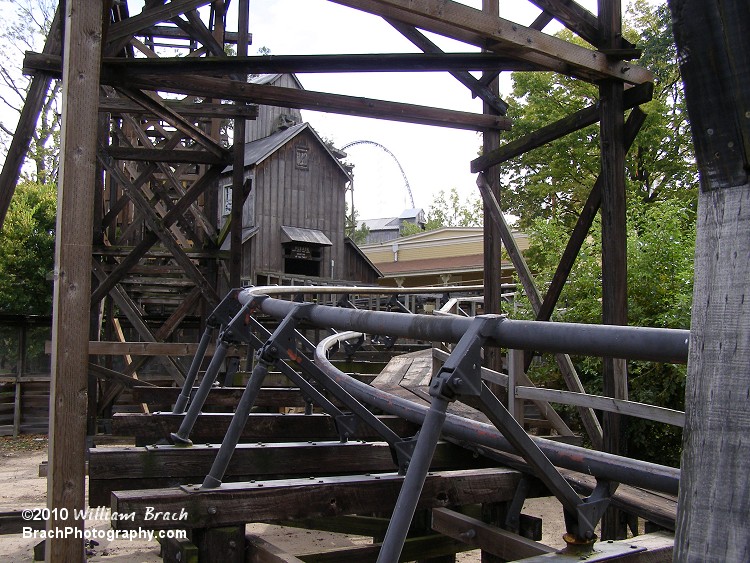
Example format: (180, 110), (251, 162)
(101, 73), (511, 132)
(46, 1), (103, 559)
(88, 441), (489, 506)
(111, 468), (521, 530)
(82, 341), (243, 356)
(528, 0), (634, 51)
(518, 532), (673, 562)
(105, 146), (229, 164)
(247, 534), (305, 563)
(328, 0), (652, 85)
(470, 83), (652, 172)
(107, 0), (212, 41)
(111, 413), (418, 444)
(431, 508), (554, 559)
(670, 2), (750, 558)
(99, 97), (259, 119)
(131, 386), (336, 409)
(299, 535), (470, 562)
(515, 387), (685, 427)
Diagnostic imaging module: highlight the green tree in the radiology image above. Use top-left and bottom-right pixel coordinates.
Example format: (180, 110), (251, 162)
(502, 3), (696, 230)
(412, 188), (483, 234)
(0, 180), (56, 314)
(344, 201), (370, 245)
(0, 0), (61, 183)
(504, 3), (699, 466)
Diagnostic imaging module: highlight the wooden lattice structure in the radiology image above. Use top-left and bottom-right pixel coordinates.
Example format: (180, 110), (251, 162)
(0, 0), (748, 561)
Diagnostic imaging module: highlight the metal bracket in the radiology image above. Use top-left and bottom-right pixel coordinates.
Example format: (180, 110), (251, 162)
(429, 316), (493, 401)
(392, 435), (420, 475)
(342, 334), (365, 357)
(504, 475), (532, 534)
(334, 414), (358, 443)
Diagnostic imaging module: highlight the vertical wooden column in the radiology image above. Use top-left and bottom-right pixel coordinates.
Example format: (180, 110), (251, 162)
(46, 1), (103, 561)
(667, 1), (750, 559)
(598, 0), (627, 540)
(230, 0), (250, 288)
(482, 0), (504, 377)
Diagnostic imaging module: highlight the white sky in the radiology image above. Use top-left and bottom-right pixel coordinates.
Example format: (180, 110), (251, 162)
(243, 0), (601, 219)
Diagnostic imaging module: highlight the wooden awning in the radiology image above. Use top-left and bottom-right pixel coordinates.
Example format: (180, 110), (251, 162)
(280, 226), (332, 246)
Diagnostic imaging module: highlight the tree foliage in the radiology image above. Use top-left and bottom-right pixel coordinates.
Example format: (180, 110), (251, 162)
(0, 180), (56, 314)
(402, 188), (483, 237)
(502, 2), (696, 231)
(0, 0), (60, 183)
(505, 3), (698, 466)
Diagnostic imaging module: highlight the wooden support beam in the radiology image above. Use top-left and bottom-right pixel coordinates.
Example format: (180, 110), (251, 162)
(668, 0), (750, 559)
(99, 97), (259, 119)
(24, 52), (512, 131)
(88, 441), (488, 506)
(105, 73), (511, 132)
(291, 535), (471, 562)
(25, 51), (539, 77)
(476, 174), (603, 448)
(528, 0), (635, 51)
(328, 0), (652, 84)
(532, 108), (647, 329)
(116, 86), (228, 158)
(112, 412), (418, 445)
(111, 468), (521, 530)
(107, 0), (212, 42)
(471, 82), (652, 172)
(136, 25), (241, 44)
(88, 363), (158, 389)
(96, 148), (221, 306)
(514, 387), (685, 427)
(105, 146), (230, 164)
(84, 341), (241, 356)
(599, 0), (628, 541)
(431, 508), (555, 559)
(46, 2), (103, 560)
(387, 20), (509, 115)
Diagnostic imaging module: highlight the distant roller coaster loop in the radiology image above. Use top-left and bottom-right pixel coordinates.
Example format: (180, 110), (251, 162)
(341, 140), (415, 209)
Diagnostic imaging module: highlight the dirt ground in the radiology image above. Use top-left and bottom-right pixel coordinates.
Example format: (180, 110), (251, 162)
(0, 437), (568, 562)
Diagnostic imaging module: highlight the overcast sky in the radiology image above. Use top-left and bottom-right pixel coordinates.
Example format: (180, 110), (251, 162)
(245, 0), (602, 220)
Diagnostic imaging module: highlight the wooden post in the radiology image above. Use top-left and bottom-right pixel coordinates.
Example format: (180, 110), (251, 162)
(598, 0), (628, 540)
(46, 1), (103, 561)
(482, 0), (504, 379)
(667, 1), (750, 559)
(230, 0), (250, 288)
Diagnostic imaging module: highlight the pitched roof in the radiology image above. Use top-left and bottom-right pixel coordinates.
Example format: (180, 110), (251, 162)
(223, 122), (350, 178)
(249, 73), (305, 90)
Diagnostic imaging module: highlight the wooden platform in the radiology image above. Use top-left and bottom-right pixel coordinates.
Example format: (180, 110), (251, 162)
(111, 467), (522, 530)
(88, 440), (491, 506)
(111, 413), (419, 445)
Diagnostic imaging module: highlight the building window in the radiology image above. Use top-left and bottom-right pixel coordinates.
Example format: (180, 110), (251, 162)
(223, 184), (232, 215)
(295, 146), (309, 170)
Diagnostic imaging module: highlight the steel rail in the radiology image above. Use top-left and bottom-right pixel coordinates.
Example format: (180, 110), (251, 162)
(240, 287), (690, 364)
(313, 330), (680, 495)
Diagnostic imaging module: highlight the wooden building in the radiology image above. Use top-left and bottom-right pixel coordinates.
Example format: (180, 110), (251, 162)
(219, 74), (380, 286)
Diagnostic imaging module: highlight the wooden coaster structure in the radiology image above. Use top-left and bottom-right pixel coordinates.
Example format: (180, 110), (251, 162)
(0, 0), (748, 560)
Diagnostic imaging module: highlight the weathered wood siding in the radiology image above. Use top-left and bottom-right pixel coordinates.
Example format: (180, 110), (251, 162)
(245, 74), (303, 143)
(343, 240), (380, 285)
(246, 128), (348, 281)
